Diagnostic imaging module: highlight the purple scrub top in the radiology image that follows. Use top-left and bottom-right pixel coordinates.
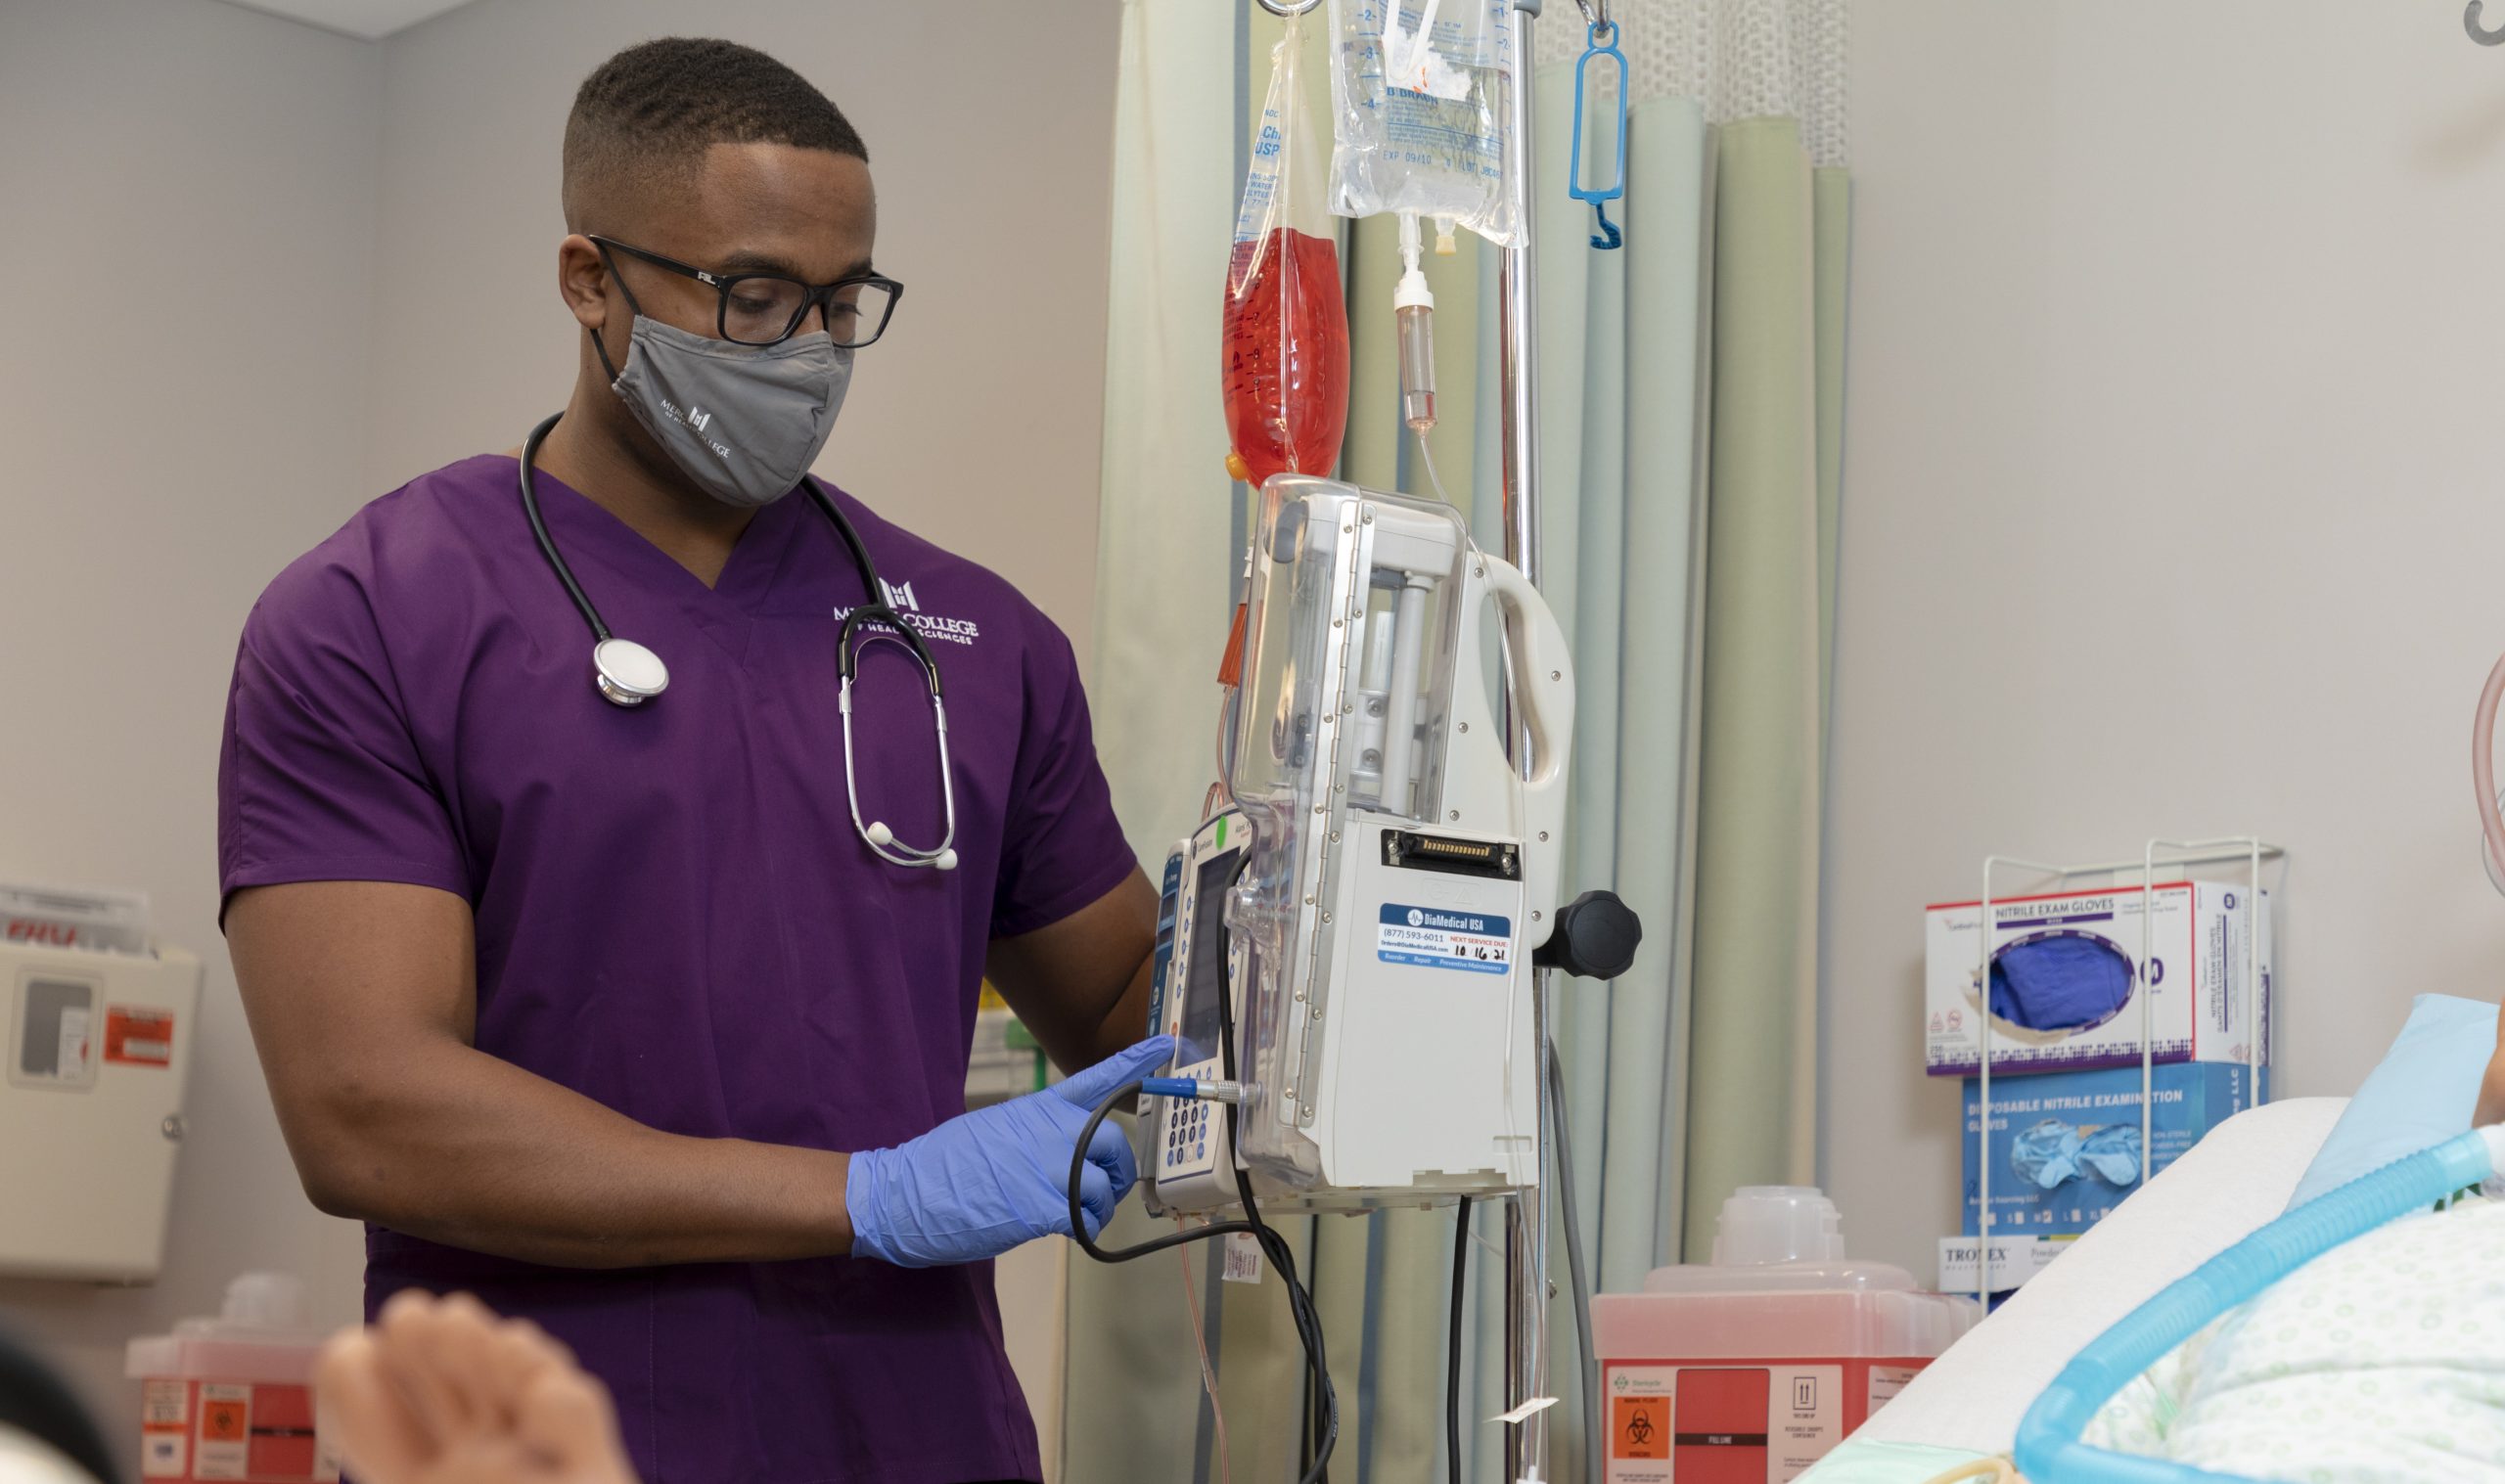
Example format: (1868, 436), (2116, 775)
(217, 455), (1136, 1484)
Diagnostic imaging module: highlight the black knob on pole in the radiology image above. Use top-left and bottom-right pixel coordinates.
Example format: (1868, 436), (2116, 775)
(1534, 889), (1643, 979)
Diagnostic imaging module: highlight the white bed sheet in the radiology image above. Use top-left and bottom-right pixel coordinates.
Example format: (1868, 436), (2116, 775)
(1852, 1096), (2346, 1456)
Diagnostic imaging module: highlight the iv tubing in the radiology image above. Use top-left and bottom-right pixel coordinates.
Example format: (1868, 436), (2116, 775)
(1397, 212), (1437, 434)
(2013, 1125), (2505, 1483)
(1177, 1227), (1233, 1484)
(1416, 429), (1451, 505)
(2476, 647), (2505, 882)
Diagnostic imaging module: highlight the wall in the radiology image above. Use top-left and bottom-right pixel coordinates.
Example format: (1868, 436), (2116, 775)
(0, 0), (1116, 1473)
(1826, 1), (2505, 1277)
(0, 0), (383, 1467)
(365, 0), (1120, 652)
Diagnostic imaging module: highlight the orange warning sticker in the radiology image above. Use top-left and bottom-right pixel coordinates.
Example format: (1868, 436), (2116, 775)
(105, 1008), (173, 1068)
(200, 1394), (248, 1443)
(1613, 1395), (1668, 1462)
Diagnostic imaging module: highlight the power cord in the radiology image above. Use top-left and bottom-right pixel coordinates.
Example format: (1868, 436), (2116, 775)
(1065, 900), (1338, 1484)
(1065, 1089), (1336, 1484)
(1547, 1041), (1600, 1479)
(1214, 896), (1336, 1482)
(1447, 1194), (1473, 1484)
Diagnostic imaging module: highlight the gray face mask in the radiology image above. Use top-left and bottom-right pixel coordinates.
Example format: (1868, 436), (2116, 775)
(604, 316), (852, 510)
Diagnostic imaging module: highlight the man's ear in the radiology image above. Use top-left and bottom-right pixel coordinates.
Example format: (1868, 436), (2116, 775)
(558, 236), (611, 332)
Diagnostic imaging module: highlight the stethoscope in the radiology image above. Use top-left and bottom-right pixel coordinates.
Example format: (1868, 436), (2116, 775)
(518, 412), (959, 871)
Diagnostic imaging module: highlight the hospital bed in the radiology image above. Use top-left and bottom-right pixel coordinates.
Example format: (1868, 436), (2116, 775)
(1839, 1098), (2345, 1462)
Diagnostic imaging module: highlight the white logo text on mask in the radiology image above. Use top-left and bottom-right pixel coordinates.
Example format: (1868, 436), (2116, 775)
(657, 395), (732, 464)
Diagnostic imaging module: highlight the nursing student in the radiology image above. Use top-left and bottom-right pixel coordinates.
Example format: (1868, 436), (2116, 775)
(220, 38), (1166, 1484)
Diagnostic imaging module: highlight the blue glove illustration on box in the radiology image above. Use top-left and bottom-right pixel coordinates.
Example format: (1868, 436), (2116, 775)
(1987, 932), (2134, 1033)
(2011, 1119), (2085, 1190)
(2009, 1118), (2144, 1192)
(2077, 1123), (2143, 1186)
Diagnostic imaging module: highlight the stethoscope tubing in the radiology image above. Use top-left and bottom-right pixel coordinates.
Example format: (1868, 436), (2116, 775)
(522, 415), (615, 644)
(518, 410), (957, 869)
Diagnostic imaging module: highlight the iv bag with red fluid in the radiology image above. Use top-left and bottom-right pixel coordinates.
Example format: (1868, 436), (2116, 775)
(1224, 230), (1347, 490)
(1216, 16), (1345, 691)
(1222, 14), (1348, 496)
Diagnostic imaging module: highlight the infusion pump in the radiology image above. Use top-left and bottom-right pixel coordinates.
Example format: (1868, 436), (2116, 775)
(1143, 475), (1576, 1217)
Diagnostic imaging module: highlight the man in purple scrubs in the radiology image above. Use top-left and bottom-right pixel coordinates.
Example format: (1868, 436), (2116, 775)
(219, 38), (1165, 1484)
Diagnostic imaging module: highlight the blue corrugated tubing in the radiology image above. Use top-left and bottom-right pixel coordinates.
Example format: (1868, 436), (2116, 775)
(2014, 1128), (2499, 1484)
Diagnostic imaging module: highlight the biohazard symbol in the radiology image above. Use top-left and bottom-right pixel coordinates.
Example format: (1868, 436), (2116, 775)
(1612, 1396), (1668, 1462)
(202, 1400), (248, 1443)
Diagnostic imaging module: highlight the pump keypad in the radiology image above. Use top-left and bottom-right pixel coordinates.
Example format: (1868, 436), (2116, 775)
(1163, 1100), (1213, 1168)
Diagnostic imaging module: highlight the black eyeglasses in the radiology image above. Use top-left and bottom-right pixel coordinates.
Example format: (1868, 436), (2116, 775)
(589, 236), (903, 349)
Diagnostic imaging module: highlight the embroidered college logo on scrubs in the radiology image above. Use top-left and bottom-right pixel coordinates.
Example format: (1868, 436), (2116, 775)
(834, 582), (983, 647)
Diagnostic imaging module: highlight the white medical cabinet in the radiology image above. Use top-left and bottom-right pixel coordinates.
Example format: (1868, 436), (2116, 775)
(1, 934), (201, 1282)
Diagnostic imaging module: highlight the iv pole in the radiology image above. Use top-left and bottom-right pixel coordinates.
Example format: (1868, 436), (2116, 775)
(1496, 3), (1554, 1480)
(1239, 1), (1559, 1476)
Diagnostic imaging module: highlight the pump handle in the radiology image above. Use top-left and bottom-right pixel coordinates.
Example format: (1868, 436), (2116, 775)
(1477, 555), (1575, 949)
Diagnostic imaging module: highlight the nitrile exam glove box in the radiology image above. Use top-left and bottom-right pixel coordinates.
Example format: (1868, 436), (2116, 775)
(1963, 1062), (2264, 1236)
(1925, 880), (2271, 1077)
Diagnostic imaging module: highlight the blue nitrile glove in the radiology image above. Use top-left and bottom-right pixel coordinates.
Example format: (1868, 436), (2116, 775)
(2010, 1118), (2084, 1190)
(844, 1036), (1176, 1268)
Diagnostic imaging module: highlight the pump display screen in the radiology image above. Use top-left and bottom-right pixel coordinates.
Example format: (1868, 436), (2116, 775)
(1178, 850), (1241, 1065)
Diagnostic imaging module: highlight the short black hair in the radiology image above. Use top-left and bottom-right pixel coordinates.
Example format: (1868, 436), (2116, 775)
(563, 37), (867, 231)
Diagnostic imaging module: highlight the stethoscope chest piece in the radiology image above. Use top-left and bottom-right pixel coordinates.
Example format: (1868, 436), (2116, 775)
(593, 637), (669, 707)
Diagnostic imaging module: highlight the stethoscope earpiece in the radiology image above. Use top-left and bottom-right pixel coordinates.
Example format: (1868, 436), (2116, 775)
(520, 411), (959, 870)
(593, 638), (670, 707)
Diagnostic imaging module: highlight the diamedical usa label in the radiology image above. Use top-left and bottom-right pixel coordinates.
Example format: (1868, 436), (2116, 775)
(1378, 904), (1513, 974)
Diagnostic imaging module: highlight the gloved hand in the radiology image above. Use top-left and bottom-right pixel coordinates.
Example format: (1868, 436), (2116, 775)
(844, 1036), (1175, 1268)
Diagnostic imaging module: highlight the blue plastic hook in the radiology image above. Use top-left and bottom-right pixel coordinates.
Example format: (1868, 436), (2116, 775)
(1568, 21), (1628, 249)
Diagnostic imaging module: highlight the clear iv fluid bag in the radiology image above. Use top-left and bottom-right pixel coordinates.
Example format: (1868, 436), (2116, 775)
(1324, 0), (1522, 247)
(1224, 228), (1350, 491)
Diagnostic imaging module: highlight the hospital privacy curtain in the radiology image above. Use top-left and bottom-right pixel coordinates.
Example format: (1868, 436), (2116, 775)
(1066, 2), (1849, 1478)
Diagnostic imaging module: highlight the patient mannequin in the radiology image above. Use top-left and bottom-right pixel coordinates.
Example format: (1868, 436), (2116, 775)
(2061, 1009), (2505, 1481)
(316, 1293), (636, 1484)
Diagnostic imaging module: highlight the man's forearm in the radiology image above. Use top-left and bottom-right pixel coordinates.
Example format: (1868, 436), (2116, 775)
(986, 868), (1163, 1078)
(292, 1039), (852, 1269)
(1083, 951), (1159, 1067)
